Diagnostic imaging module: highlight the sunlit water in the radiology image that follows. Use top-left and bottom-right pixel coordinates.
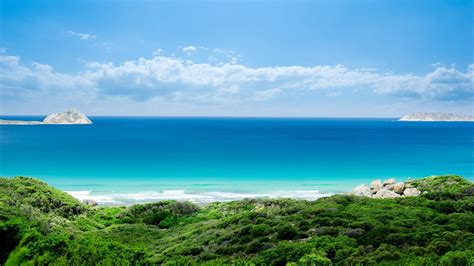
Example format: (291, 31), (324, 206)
(1, 116), (473, 204)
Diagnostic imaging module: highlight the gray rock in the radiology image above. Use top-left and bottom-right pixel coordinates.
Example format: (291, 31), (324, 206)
(385, 184), (395, 191)
(370, 179), (383, 191)
(403, 188), (421, 197)
(383, 178), (396, 186)
(83, 199), (98, 206)
(373, 188), (401, 199)
(351, 185), (372, 197)
(393, 182), (405, 193)
(405, 183), (413, 188)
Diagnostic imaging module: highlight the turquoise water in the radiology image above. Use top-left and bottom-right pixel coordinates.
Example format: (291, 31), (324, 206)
(1, 116), (473, 204)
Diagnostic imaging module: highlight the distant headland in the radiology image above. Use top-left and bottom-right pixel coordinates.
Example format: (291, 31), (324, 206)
(0, 109), (92, 125)
(399, 112), (474, 122)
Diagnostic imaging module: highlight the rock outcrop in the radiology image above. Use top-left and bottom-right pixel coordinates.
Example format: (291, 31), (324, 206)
(373, 188), (401, 199)
(383, 178), (396, 186)
(43, 109), (92, 124)
(399, 112), (474, 122)
(393, 182), (405, 193)
(370, 180), (383, 191)
(352, 185), (372, 197)
(350, 178), (421, 198)
(83, 199), (98, 206)
(403, 188), (421, 197)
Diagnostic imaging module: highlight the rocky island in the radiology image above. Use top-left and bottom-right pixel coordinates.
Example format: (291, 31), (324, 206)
(0, 109), (92, 125)
(399, 112), (474, 122)
(43, 109), (92, 124)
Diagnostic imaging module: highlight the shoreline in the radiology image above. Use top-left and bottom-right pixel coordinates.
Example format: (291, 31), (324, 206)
(65, 188), (336, 206)
(63, 176), (424, 206)
(6, 174), (472, 206)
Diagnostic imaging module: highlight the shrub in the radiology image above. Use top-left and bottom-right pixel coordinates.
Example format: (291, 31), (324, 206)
(276, 225), (299, 240)
(439, 251), (473, 266)
(1, 175), (473, 265)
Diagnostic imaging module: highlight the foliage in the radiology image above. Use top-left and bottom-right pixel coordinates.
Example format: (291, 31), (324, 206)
(1, 175), (473, 265)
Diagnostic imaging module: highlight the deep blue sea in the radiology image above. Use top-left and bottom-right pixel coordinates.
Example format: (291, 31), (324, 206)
(1, 116), (473, 204)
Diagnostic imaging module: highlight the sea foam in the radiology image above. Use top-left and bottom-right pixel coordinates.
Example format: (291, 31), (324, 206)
(66, 189), (333, 205)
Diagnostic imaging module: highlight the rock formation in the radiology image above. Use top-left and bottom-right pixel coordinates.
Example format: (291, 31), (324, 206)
(351, 185), (372, 197)
(370, 180), (383, 190)
(393, 182), (405, 193)
(43, 109), (92, 124)
(403, 188), (421, 197)
(83, 199), (98, 206)
(350, 178), (421, 198)
(373, 188), (401, 199)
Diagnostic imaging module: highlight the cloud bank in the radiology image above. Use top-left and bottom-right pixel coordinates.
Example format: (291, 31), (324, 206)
(0, 50), (472, 115)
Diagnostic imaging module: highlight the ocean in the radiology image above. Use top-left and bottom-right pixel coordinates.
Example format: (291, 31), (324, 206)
(1, 116), (473, 205)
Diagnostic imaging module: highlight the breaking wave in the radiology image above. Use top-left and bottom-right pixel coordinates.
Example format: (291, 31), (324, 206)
(65, 189), (334, 205)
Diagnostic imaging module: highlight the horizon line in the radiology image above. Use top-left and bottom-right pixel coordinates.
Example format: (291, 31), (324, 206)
(0, 114), (400, 119)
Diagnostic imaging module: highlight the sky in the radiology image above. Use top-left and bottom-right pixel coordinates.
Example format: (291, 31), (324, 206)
(0, 0), (473, 117)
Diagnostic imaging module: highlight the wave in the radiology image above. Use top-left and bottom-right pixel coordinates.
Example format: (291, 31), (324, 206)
(65, 189), (334, 205)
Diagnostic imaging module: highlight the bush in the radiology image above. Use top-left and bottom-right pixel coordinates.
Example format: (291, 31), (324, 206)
(439, 251), (473, 266)
(277, 225), (299, 240)
(249, 224), (271, 237)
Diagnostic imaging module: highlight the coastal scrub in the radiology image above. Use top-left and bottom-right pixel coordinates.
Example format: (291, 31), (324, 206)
(1, 175), (473, 265)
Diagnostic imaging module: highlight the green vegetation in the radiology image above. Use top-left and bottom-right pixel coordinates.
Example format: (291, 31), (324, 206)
(1, 175), (473, 265)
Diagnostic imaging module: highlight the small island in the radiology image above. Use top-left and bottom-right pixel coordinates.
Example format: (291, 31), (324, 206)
(0, 109), (92, 125)
(399, 112), (474, 122)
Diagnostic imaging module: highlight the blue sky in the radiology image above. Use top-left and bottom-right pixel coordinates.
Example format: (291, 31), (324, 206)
(0, 0), (473, 116)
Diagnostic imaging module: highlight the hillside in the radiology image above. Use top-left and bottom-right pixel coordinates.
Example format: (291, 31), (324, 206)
(1, 175), (473, 265)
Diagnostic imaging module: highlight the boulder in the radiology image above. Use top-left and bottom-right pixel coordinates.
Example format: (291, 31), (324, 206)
(405, 183), (413, 188)
(83, 199), (98, 206)
(393, 182), (405, 193)
(383, 178), (396, 186)
(403, 188), (421, 197)
(373, 188), (401, 199)
(351, 185), (372, 197)
(370, 179), (383, 191)
(385, 184), (395, 191)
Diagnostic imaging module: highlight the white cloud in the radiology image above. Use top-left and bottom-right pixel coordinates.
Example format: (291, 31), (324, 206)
(0, 55), (20, 67)
(182, 46), (198, 53)
(1, 51), (472, 115)
(153, 48), (163, 56)
(0, 55), (94, 103)
(68, 31), (96, 40)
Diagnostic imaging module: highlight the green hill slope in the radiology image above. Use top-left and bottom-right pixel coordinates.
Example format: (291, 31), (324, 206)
(1, 175), (473, 265)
